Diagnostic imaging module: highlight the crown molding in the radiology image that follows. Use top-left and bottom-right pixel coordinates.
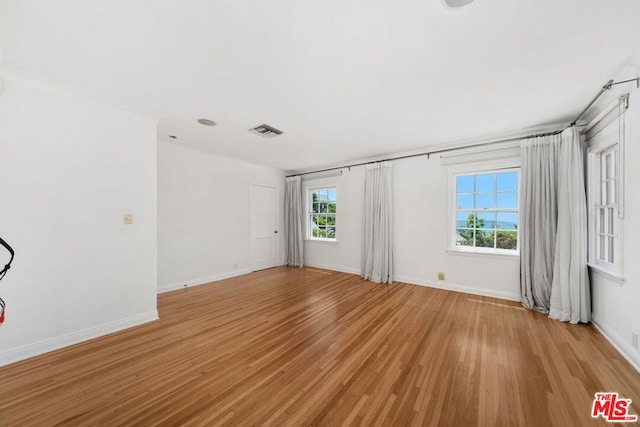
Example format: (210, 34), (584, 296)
(0, 65), (159, 122)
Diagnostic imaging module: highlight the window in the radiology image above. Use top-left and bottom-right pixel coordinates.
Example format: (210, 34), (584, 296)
(595, 145), (619, 265)
(308, 187), (337, 241)
(453, 169), (519, 253)
(588, 141), (622, 274)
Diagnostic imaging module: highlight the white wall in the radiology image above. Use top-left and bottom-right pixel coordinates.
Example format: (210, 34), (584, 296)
(0, 71), (159, 366)
(304, 155), (520, 301)
(590, 92), (640, 371)
(157, 141), (285, 292)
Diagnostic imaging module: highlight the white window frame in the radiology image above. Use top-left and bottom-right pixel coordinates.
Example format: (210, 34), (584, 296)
(587, 120), (624, 282)
(305, 184), (337, 242)
(447, 160), (520, 257)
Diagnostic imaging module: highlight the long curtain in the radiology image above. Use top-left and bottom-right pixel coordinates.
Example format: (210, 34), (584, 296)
(284, 176), (304, 267)
(520, 133), (561, 312)
(361, 162), (393, 284)
(549, 127), (590, 323)
(520, 128), (590, 323)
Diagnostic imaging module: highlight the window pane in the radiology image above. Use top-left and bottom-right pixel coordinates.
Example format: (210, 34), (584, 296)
(318, 202), (327, 213)
(497, 172), (517, 191)
(476, 174), (495, 193)
(327, 227), (336, 239)
(609, 178), (616, 205)
(456, 228), (474, 246)
(608, 236), (615, 263)
(476, 229), (494, 247)
(598, 209), (604, 233)
(328, 202), (336, 213)
(608, 208), (614, 234)
(326, 214), (336, 226)
(457, 212), (475, 227)
(312, 227), (319, 238)
(605, 153), (612, 179)
(477, 212), (495, 229)
(476, 193), (495, 209)
(497, 192), (517, 209)
(328, 188), (337, 202)
(598, 235), (605, 261)
(456, 175), (474, 193)
(312, 202), (320, 213)
(456, 194), (474, 209)
(497, 212), (518, 230)
(496, 231), (518, 250)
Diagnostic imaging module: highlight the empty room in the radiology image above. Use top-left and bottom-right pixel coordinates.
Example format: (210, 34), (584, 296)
(1, 0), (640, 425)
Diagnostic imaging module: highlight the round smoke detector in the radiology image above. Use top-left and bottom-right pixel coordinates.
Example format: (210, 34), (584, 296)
(197, 118), (217, 126)
(442, 0), (474, 8)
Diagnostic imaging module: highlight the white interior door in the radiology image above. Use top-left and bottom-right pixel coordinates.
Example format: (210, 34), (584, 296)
(251, 184), (279, 271)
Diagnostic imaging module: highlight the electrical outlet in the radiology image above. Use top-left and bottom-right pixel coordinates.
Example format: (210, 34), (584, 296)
(632, 333), (639, 349)
(123, 213), (133, 225)
(438, 272), (445, 281)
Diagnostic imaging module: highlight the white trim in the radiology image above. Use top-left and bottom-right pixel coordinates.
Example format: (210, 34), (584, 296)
(588, 263), (625, 284)
(158, 268), (253, 293)
(0, 311), (159, 367)
(584, 97), (625, 133)
(0, 65), (159, 121)
(446, 249), (519, 260)
(592, 314), (640, 374)
(394, 275), (521, 302)
(303, 262), (360, 276)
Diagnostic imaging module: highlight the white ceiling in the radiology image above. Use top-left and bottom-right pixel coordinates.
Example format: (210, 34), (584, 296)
(1, 0), (639, 172)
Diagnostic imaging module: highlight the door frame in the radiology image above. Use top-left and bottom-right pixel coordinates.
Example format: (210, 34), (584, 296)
(250, 183), (280, 271)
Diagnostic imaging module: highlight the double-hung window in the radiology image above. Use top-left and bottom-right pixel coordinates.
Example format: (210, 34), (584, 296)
(453, 169), (519, 253)
(594, 145), (619, 265)
(308, 187), (337, 241)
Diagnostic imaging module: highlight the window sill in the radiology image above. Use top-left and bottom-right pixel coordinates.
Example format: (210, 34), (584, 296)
(587, 262), (625, 284)
(305, 238), (339, 245)
(446, 248), (519, 260)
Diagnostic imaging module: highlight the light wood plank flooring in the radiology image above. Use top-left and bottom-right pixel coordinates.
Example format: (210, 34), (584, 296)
(1, 267), (639, 426)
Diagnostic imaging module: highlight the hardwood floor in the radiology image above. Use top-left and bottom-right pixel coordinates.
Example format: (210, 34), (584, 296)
(1, 267), (639, 426)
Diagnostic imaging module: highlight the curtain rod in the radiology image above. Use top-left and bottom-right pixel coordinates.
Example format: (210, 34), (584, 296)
(570, 77), (639, 126)
(287, 76), (638, 178)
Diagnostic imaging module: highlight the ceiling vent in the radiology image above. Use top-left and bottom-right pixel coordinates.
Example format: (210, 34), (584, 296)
(249, 124), (283, 138)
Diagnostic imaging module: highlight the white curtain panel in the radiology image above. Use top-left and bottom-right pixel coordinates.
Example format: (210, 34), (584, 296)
(361, 162), (393, 284)
(284, 176), (304, 267)
(520, 133), (561, 312)
(549, 127), (591, 323)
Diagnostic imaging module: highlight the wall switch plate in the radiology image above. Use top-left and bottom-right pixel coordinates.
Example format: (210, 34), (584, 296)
(438, 272), (445, 281)
(124, 213), (133, 225)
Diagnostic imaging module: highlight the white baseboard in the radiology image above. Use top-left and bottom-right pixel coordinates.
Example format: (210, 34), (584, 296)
(394, 275), (521, 302)
(592, 313), (640, 374)
(0, 310), (158, 367)
(304, 263), (361, 276)
(158, 268), (253, 293)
